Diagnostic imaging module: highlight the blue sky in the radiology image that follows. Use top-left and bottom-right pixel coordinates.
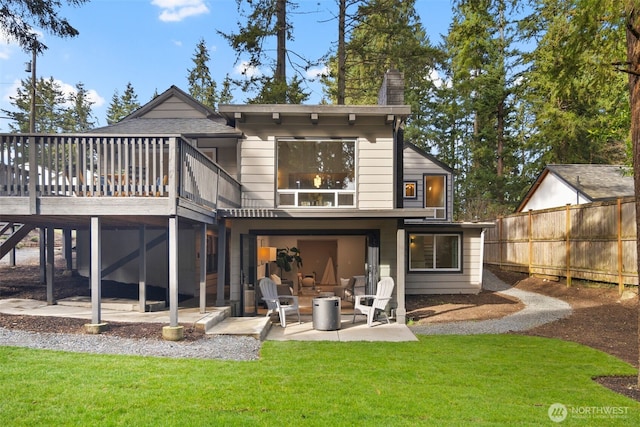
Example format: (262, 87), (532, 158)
(0, 0), (453, 131)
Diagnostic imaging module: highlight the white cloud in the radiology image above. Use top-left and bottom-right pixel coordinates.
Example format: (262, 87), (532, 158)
(2, 78), (104, 109)
(86, 89), (105, 108)
(427, 69), (451, 89)
(1, 79), (21, 104)
(57, 81), (106, 109)
(151, 0), (209, 22)
(306, 65), (328, 80)
(235, 61), (261, 78)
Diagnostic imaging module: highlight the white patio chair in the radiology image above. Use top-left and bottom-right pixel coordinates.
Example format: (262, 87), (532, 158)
(352, 277), (395, 327)
(259, 277), (300, 327)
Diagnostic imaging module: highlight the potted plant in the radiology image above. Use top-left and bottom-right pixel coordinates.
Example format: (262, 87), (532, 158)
(274, 246), (302, 278)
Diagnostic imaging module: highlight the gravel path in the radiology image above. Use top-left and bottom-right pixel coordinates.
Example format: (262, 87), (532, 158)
(0, 267), (571, 358)
(0, 328), (262, 361)
(409, 269), (573, 335)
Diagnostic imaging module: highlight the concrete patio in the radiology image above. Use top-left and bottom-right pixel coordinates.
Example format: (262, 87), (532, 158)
(0, 297), (417, 342)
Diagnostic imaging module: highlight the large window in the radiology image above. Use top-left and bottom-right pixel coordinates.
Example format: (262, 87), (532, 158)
(424, 175), (446, 219)
(277, 138), (356, 207)
(409, 233), (461, 271)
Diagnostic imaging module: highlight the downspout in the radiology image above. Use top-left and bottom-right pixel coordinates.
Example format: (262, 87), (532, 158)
(395, 120), (404, 208)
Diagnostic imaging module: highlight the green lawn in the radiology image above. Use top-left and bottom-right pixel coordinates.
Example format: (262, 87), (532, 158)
(0, 335), (638, 426)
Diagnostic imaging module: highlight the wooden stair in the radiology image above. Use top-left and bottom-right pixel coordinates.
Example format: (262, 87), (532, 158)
(0, 223), (36, 260)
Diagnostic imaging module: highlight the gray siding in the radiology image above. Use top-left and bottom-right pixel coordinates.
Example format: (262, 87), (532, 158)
(140, 95), (207, 119)
(236, 117), (396, 209)
(404, 228), (483, 294)
(240, 137), (276, 208)
(402, 146), (453, 222)
(358, 137), (394, 209)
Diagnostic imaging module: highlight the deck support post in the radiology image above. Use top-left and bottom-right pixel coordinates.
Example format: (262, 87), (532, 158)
(85, 216), (107, 334)
(8, 224), (15, 267)
(216, 218), (227, 307)
(63, 228), (72, 274)
(138, 225), (147, 313)
(163, 215), (184, 341)
(168, 216), (179, 326)
(90, 217), (101, 324)
(199, 224), (207, 314)
(39, 227), (46, 283)
(46, 226), (54, 304)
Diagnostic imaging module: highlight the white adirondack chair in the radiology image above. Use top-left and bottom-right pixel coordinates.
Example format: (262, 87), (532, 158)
(352, 277), (394, 327)
(259, 277), (300, 327)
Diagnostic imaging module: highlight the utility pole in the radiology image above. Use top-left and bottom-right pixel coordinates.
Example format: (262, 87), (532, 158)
(28, 39), (36, 133)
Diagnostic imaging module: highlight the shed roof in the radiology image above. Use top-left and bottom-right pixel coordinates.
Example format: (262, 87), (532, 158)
(517, 164), (634, 211)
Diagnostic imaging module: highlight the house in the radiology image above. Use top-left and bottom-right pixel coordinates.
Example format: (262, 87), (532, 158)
(0, 71), (492, 338)
(517, 164), (634, 212)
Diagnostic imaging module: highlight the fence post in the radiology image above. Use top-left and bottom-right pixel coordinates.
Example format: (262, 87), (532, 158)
(498, 216), (503, 270)
(528, 210), (532, 276)
(566, 204), (571, 287)
(617, 198), (624, 295)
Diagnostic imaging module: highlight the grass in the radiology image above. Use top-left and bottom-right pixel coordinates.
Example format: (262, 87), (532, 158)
(0, 335), (638, 426)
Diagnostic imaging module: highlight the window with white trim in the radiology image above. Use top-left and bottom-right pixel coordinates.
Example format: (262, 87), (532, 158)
(409, 233), (461, 271)
(424, 175), (446, 219)
(277, 138), (356, 207)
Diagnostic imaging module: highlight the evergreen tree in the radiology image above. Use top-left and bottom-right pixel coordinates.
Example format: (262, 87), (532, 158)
(324, 0), (437, 106)
(520, 0), (629, 166)
(250, 74), (309, 104)
(1, 76), (67, 133)
(105, 90), (123, 125)
(219, 0), (311, 103)
(442, 0), (525, 219)
(120, 82), (140, 116)
(1, 0), (88, 53)
(62, 82), (95, 132)
(187, 38), (218, 109)
(219, 75), (235, 104)
(106, 82), (140, 124)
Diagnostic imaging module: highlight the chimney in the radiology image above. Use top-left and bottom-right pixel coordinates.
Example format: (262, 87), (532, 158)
(378, 69), (404, 105)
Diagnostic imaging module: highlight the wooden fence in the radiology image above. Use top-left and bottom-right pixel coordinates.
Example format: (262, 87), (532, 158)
(484, 197), (638, 291)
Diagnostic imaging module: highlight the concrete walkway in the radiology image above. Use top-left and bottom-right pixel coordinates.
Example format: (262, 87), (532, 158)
(0, 297), (224, 325)
(409, 269), (573, 335)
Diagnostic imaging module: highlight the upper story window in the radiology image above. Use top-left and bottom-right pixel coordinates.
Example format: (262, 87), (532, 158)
(424, 175), (446, 219)
(277, 139), (356, 208)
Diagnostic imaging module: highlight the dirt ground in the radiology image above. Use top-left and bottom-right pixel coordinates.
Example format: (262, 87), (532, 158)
(0, 257), (639, 400)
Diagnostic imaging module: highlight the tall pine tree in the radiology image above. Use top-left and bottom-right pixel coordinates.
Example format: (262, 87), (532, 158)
(443, 0), (525, 219)
(106, 82), (140, 124)
(63, 82), (95, 132)
(520, 0), (629, 166)
(219, 0), (310, 103)
(2, 77), (68, 133)
(187, 39), (218, 110)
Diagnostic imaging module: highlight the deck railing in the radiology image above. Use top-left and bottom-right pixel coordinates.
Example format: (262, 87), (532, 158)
(0, 134), (241, 211)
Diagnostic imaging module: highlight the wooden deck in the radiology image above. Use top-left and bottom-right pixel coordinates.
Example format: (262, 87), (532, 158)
(0, 133), (241, 228)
